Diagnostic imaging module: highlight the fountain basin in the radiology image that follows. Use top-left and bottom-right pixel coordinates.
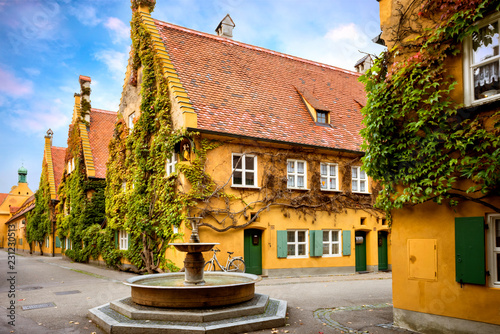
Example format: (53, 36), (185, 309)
(169, 242), (218, 253)
(125, 272), (261, 308)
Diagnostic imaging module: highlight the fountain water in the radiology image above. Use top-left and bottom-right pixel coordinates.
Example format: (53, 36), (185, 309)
(88, 217), (287, 333)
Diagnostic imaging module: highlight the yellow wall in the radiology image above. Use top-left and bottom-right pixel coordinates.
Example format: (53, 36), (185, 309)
(0, 182), (33, 248)
(392, 198), (500, 325)
(165, 138), (391, 275)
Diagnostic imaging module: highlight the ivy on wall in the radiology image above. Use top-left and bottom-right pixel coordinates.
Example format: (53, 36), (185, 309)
(26, 162), (52, 255)
(360, 0), (500, 219)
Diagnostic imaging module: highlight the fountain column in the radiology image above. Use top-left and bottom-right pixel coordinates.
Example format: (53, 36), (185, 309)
(183, 217), (205, 285)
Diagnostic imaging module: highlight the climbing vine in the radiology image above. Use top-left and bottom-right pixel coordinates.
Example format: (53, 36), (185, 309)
(360, 0), (500, 219)
(26, 161), (52, 255)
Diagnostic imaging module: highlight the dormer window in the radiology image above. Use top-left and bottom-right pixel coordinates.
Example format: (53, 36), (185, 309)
(317, 110), (328, 124)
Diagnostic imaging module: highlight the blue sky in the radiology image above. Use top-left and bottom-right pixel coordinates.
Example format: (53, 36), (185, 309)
(0, 0), (385, 193)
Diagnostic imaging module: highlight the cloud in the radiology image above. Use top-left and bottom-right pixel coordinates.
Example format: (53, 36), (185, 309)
(7, 102), (69, 135)
(69, 4), (101, 27)
(0, 67), (33, 97)
(23, 67), (41, 76)
(94, 48), (129, 80)
(104, 17), (129, 44)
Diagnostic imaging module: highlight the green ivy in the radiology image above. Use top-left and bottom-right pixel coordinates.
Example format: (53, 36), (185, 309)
(26, 161), (52, 255)
(360, 0), (500, 220)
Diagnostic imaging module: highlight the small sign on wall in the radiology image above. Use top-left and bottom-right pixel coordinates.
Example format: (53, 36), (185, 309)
(355, 236), (364, 244)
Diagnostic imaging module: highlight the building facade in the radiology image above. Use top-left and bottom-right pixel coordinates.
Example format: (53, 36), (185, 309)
(105, 2), (390, 276)
(0, 168), (34, 248)
(369, 0), (500, 332)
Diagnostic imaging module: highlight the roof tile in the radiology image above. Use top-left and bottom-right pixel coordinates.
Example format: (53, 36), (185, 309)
(88, 108), (117, 178)
(154, 20), (366, 152)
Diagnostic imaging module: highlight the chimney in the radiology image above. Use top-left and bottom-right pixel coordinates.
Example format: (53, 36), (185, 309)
(79, 75), (92, 123)
(45, 129), (54, 146)
(216, 14), (235, 39)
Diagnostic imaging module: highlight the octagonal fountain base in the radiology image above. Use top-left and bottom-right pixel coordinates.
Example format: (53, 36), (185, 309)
(125, 272), (260, 308)
(88, 293), (287, 334)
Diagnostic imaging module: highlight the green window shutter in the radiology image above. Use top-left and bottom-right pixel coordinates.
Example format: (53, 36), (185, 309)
(115, 230), (119, 249)
(310, 230), (323, 257)
(455, 217), (486, 285)
(55, 236), (61, 248)
(277, 230), (288, 258)
(342, 230), (351, 256)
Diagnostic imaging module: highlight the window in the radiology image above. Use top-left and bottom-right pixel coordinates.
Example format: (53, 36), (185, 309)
(66, 238), (72, 250)
(287, 230), (308, 258)
(352, 166), (368, 193)
(320, 163), (338, 191)
(232, 154), (257, 187)
(323, 230), (341, 256)
(464, 14), (500, 105)
(166, 153), (177, 177)
(488, 215), (500, 287)
(119, 230), (129, 250)
(45, 236), (50, 248)
(19, 238), (23, 246)
(317, 111), (328, 124)
(122, 181), (127, 192)
(287, 160), (307, 189)
(128, 112), (135, 131)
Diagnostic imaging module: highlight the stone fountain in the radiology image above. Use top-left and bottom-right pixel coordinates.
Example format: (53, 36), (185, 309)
(88, 217), (287, 333)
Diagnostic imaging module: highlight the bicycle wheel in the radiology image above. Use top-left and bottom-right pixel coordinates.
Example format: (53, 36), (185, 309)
(227, 258), (245, 273)
(204, 260), (215, 271)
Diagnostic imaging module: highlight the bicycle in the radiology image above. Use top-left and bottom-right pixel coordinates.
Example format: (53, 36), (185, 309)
(204, 247), (246, 272)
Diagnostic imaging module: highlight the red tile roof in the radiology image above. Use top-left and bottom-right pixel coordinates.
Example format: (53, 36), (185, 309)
(154, 20), (366, 152)
(10, 206), (19, 213)
(88, 108), (117, 178)
(5, 194), (35, 224)
(51, 146), (67, 195)
(0, 193), (8, 206)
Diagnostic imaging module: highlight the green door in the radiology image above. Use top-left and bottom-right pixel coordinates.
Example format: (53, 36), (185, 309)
(355, 231), (367, 272)
(244, 229), (262, 275)
(378, 231), (388, 271)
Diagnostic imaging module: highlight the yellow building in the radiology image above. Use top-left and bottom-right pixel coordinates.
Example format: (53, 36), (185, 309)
(0, 167), (34, 248)
(370, 0), (500, 332)
(108, 2), (390, 276)
(55, 75), (116, 262)
(5, 195), (35, 253)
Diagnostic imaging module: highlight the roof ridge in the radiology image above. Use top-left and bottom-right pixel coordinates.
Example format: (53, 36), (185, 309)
(153, 18), (361, 77)
(91, 108), (117, 114)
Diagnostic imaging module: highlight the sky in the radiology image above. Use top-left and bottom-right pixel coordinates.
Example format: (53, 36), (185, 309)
(0, 0), (385, 193)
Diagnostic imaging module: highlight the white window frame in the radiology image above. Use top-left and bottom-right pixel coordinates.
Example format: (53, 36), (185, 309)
(322, 230), (342, 257)
(352, 166), (369, 193)
(232, 153), (258, 188)
(166, 153), (177, 177)
(320, 162), (339, 191)
(463, 12), (500, 106)
(128, 112), (135, 132)
(488, 214), (500, 287)
(45, 235), (50, 248)
(66, 237), (72, 250)
(287, 159), (307, 189)
(287, 230), (308, 258)
(119, 230), (129, 250)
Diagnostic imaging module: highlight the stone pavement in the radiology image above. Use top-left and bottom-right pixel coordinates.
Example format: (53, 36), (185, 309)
(1, 250), (416, 334)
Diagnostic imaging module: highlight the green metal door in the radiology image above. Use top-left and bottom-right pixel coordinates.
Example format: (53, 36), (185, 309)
(244, 229), (262, 275)
(355, 231), (367, 272)
(378, 231), (388, 271)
